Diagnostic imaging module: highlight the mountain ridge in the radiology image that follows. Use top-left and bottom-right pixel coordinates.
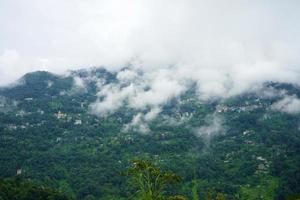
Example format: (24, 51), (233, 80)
(0, 68), (300, 199)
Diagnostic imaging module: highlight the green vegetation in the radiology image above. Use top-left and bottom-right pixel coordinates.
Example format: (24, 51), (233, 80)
(126, 160), (184, 200)
(239, 175), (279, 200)
(0, 70), (300, 199)
(0, 178), (71, 200)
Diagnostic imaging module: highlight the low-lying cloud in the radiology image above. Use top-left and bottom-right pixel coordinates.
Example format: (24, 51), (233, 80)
(123, 107), (161, 134)
(271, 95), (300, 114)
(89, 68), (186, 117)
(1, 0), (300, 116)
(195, 113), (224, 138)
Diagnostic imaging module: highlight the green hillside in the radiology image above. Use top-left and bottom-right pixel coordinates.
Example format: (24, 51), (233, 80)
(0, 69), (299, 199)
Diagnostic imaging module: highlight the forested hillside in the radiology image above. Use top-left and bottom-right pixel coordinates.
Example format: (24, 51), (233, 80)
(0, 69), (300, 199)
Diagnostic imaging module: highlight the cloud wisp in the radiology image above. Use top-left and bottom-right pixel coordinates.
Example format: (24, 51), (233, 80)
(271, 95), (300, 114)
(195, 113), (225, 138)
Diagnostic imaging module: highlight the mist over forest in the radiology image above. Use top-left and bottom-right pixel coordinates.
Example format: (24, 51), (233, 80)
(1, 1), (300, 200)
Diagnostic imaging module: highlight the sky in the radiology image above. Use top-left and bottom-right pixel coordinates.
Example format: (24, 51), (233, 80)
(1, 0), (300, 93)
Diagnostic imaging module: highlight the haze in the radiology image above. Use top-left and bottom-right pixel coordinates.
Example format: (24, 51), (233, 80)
(1, 0), (300, 97)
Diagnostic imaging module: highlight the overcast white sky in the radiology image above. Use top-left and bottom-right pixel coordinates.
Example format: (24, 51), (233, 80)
(1, 0), (300, 88)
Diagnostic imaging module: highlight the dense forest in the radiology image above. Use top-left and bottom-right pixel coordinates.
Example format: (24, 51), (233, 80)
(0, 69), (300, 199)
(0, 178), (71, 200)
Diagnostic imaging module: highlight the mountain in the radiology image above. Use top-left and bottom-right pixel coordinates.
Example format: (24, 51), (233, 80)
(0, 68), (300, 200)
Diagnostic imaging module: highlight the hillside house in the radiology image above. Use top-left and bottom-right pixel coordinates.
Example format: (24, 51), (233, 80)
(56, 111), (67, 119)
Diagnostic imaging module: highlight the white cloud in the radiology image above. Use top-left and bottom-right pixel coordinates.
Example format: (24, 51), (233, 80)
(73, 77), (85, 89)
(89, 67), (186, 117)
(195, 113), (224, 138)
(271, 95), (300, 114)
(89, 83), (135, 117)
(144, 107), (161, 121)
(0, 49), (21, 85)
(1, 0), (300, 112)
(123, 107), (161, 134)
(67, 76), (88, 94)
(128, 69), (186, 108)
(123, 113), (150, 134)
(116, 69), (138, 82)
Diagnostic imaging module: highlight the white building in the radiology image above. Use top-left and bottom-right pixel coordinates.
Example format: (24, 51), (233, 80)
(74, 119), (82, 125)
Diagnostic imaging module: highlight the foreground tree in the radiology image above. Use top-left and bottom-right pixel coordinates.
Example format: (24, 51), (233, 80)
(126, 160), (187, 200)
